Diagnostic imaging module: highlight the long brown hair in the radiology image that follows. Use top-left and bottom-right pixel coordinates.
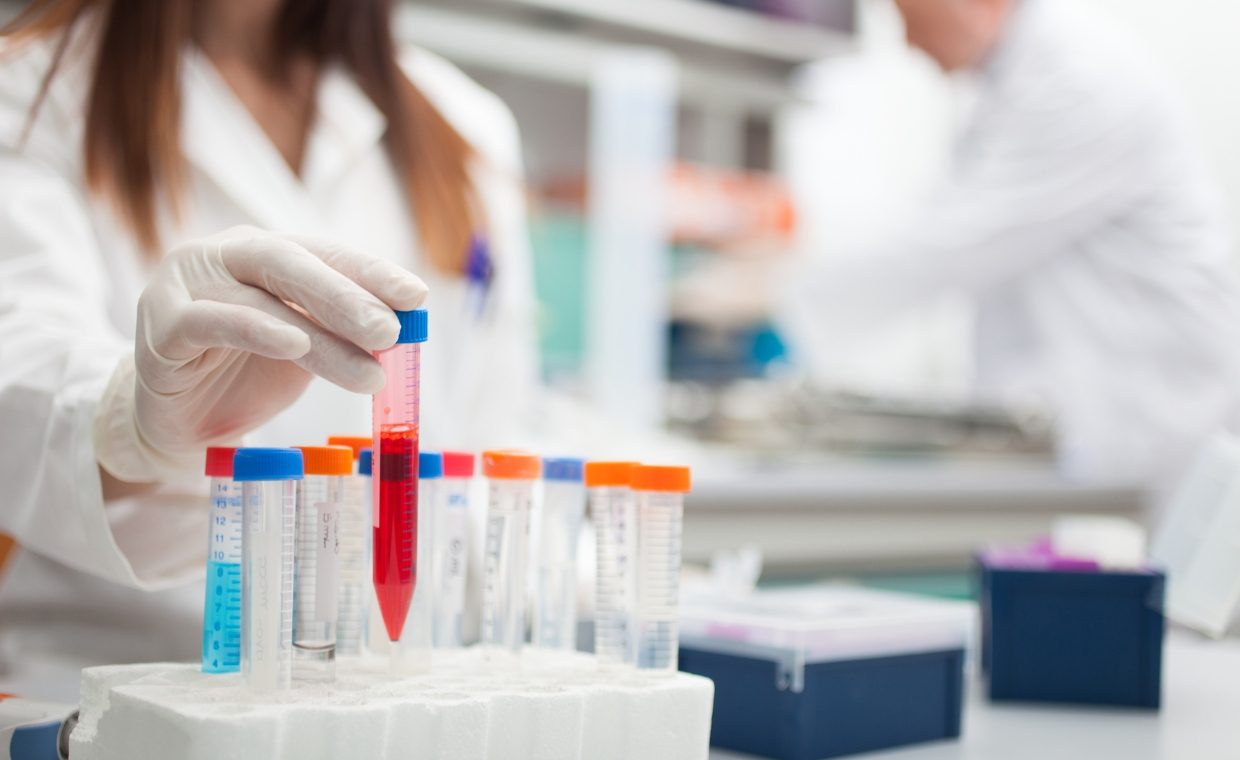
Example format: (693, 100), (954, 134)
(3, 0), (478, 273)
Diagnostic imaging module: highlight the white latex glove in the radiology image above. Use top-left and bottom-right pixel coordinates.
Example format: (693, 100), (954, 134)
(94, 226), (428, 483)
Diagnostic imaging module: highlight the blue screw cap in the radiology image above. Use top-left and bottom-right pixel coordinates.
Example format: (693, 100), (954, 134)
(419, 451), (444, 479)
(395, 309), (428, 344)
(232, 448), (303, 482)
(358, 448), (373, 477)
(543, 457), (585, 483)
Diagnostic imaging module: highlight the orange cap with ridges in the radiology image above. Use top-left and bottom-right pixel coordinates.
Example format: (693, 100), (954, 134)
(631, 464), (691, 493)
(584, 461), (639, 488)
(327, 436), (371, 459)
(482, 450), (541, 480)
(297, 446), (354, 476)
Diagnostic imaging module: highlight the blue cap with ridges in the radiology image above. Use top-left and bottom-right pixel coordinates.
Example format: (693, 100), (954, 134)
(419, 451), (443, 479)
(233, 448), (303, 482)
(358, 448), (373, 477)
(395, 309), (428, 344)
(543, 457), (585, 483)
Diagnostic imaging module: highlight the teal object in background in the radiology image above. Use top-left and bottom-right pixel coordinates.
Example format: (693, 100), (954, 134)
(529, 210), (588, 381)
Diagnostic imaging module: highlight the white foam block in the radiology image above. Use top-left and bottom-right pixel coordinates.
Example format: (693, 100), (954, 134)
(70, 650), (714, 760)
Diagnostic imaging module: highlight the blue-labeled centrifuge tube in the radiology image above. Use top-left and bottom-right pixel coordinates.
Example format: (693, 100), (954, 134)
(202, 446), (242, 673)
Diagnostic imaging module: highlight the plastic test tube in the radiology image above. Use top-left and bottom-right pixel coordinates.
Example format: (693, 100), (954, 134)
(326, 437), (373, 657)
(292, 446), (352, 681)
(585, 462), (639, 668)
(372, 309), (427, 657)
(392, 451), (441, 670)
(202, 446), (242, 673)
(534, 458), (587, 651)
(0, 695), (78, 760)
(632, 465), (691, 674)
(481, 450), (541, 655)
(433, 451), (475, 648)
(235, 448), (302, 691)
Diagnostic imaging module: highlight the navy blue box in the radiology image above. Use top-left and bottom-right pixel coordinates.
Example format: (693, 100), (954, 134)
(680, 645), (964, 760)
(977, 559), (1166, 709)
(678, 586), (970, 760)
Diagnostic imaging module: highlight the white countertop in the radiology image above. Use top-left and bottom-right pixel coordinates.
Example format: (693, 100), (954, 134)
(710, 631), (1240, 760)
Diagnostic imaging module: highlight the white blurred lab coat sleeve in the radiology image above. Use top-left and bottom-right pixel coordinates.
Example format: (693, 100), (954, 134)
(0, 142), (205, 590)
(778, 65), (1152, 370)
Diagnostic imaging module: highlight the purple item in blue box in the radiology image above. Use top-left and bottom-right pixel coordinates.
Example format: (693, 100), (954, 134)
(977, 546), (1165, 709)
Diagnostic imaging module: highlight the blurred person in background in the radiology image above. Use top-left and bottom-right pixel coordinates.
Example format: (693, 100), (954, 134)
(0, 0), (537, 695)
(778, 0), (1240, 483)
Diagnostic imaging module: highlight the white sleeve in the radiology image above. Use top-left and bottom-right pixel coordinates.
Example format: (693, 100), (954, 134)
(0, 143), (205, 591)
(778, 63), (1158, 365)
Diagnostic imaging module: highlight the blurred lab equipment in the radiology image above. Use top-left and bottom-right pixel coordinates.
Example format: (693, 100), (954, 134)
(236, 448), (302, 692)
(201, 447), (242, 674)
(679, 584), (971, 760)
(587, 462), (640, 668)
(632, 465), (692, 674)
(1152, 434), (1240, 637)
(480, 451), (540, 656)
(533, 458), (587, 651)
(667, 376), (1055, 459)
(433, 452), (475, 648)
(291, 446), (353, 682)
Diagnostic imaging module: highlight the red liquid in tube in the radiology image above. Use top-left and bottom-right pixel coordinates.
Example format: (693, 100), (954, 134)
(374, 424), (418, 641)
(372, 310), (425, 646)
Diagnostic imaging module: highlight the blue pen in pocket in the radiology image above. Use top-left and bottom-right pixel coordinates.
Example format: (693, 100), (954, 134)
(465, 233), (493, 319)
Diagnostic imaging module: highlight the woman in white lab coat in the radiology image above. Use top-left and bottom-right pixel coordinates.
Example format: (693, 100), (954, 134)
(780, 0), (1240, 482)
(0, 0), (538, 697)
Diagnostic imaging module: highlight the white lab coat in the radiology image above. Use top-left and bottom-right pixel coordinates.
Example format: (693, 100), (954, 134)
(0, 29), (539, 698)
(779, 0), (1240, 482)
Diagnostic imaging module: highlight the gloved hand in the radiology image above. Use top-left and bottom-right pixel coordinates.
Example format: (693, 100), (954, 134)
(93, 226), (428, 483)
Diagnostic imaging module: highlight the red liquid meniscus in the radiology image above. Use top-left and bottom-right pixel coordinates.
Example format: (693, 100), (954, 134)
(374, 424), (419, 642)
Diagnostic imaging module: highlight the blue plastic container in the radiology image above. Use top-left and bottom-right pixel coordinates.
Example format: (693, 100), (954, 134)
(977, 555), (1166, 709)
(678, 586), (971, 760)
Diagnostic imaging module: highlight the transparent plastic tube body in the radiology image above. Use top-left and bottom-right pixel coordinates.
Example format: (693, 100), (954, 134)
(293, 474), (342, 681)
(372, 342), (420, 645)
(202, 476), (243, 673)
(335, 473), (369, 657)
(481, 479), (534, 654)
(592, 485), (638, 667)
(433, 476), (470, 647)
(534, 480), (586, 650)
(242, 479), (295, 691)
(397, 476), (435, 672)
(634, 490), (684, 673)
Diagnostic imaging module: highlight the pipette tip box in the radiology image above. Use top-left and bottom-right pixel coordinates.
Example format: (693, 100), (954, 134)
(678, 585), (972, 760)
(976, 549), (1165, 709)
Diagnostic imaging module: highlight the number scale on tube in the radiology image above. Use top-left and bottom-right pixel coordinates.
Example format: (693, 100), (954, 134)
(203, 481), (242, 673)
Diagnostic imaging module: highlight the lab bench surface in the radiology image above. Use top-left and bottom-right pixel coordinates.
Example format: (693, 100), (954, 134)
(708, 631), (1240, 760)
(684, 459), (1146, 574)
